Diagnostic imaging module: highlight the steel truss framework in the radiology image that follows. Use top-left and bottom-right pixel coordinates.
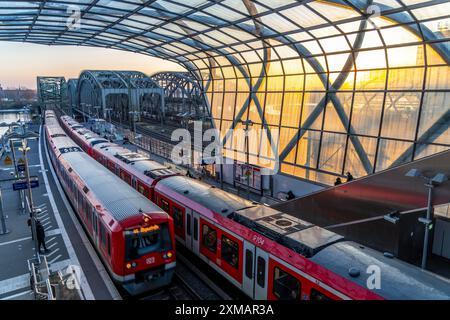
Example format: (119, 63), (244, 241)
(75, 70), (164, 123)
(2, 0), (449, 184)
(151, 71), (209, 120)
(37, 76), (67, 111)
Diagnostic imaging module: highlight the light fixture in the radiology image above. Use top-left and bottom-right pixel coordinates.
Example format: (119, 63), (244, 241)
(383, 211), (400, 224)
(431, 173), (448, 185)
(405, 168), (421, 178)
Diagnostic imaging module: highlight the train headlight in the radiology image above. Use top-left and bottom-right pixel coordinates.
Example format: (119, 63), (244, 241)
(163, 251), (173, 259)
(132, 262), (137, 268)
(126, 263), (132, 269)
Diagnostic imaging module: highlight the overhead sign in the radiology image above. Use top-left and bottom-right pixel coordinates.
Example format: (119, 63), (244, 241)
(4, 155), (12, 166)
(17, 164), (26, 172)
(13, 177), (39, 191)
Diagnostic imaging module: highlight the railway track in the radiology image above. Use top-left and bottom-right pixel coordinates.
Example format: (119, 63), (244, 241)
(141, 251), (232, 300)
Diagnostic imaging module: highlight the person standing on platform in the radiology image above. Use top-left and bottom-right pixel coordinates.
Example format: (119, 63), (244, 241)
(36, 220), (49, 254)
(346, 172), (354, 182)
(334, 177), (342, 186)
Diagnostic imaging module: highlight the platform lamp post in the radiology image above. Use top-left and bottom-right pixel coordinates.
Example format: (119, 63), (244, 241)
(405, 168), (448, 270)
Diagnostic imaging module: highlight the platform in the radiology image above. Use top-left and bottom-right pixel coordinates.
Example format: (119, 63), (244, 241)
(0, 123), (121, 300)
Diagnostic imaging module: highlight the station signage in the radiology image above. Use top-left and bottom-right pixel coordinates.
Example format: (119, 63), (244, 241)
(12, 176), (39, 191)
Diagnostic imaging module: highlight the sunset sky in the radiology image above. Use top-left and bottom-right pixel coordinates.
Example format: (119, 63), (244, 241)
(0, 42), (185, 89)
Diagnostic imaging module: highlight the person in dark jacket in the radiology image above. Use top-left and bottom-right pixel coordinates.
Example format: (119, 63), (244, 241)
(334, 177), (342, 186)
(36, 220), (48, 253)
(286, 190), (295, 200)
(346, 171), (354, 182)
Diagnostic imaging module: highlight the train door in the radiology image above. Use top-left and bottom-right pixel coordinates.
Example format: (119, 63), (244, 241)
(254, 248), (269, 300)
(92, 208), (99, 246)
(192, 211), (200, 255)
(243, 241), (256, 298)
(185, 208), (193, 251)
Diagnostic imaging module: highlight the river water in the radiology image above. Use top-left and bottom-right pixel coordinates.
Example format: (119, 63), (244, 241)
(0, 110), (31, 137)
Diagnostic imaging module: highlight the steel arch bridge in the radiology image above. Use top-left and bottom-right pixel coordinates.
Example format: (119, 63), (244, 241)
(151, 72), (208, 122)
(75, 70), (164, 125)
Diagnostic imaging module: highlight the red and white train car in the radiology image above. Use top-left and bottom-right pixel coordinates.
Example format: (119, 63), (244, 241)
(59, 114), (450, 300)
(45, 111), (176, 295)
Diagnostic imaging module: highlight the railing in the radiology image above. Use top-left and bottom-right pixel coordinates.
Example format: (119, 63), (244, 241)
(28, 256), (56, 300)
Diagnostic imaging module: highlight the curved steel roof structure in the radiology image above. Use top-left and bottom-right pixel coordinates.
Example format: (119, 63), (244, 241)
(1, 0), (449, 184)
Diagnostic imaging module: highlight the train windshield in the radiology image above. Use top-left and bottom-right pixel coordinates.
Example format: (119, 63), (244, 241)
(125, 223), (172, 260)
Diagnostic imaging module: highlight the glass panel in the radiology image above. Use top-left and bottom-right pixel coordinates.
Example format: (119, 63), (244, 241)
(345, 136), (377, 178)
(351, 92), (384, 136)
(381, 92), (421, 140)
(418, 92), (450, 145)
(376, 139), (413, 171)
(319, 132), (347, 174)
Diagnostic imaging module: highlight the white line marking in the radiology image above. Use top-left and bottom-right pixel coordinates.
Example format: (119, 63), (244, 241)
(39, 216), (50, 223)
(0, 236), (32, 247)
(1, 290), (33, 300)
(40, 125), (95, 300)
(45, 248), (60, 257)
(49, 254), (62, 264)
(42, 221), (51, 227)
(46, 237), (56, 243)
(47, 243), (57, 250)
(0, 274), (30, 295)
(46, 229), (61, 237)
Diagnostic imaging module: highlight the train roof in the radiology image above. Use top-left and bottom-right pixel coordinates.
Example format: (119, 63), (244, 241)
(156, 175), (254, 216)
(233, 206), (343, 257)
(310, 241), (450, 300)
(56, 116), (166, 220)
(96, 144), (175, 179)
(61, 151), (166, 221)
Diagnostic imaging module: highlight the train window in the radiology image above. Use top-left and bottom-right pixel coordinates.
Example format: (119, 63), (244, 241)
(194, 218), (198, 241)
(132, 178), (136, 189)
(100, 223), (108, 249)
(273, 267), (301, 300)
(245, 250), (253, 279)
(221, 235), (239, 269)
(187, 214), (191, 236)
(257, 257), (265, 288)
(138, 184), (148, 197)
(310, 289), (331, 301)
(202, 224), (217, 253)
(92, 210), (98, 234)
(107, 234), (111, 256)
(125, 223), (172, 260)
(172, 206), (183, 230)
(160, 198), (170, 213)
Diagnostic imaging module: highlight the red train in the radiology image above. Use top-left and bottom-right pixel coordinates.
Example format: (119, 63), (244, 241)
(59, 114), (450, 300)
(44, 111), (176, 295)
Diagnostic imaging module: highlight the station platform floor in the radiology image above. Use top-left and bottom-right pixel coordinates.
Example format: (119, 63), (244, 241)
(0, 123), (121, 300)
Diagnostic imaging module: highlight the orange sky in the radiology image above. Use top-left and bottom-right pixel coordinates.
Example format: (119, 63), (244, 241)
(0, 42), (185, 89)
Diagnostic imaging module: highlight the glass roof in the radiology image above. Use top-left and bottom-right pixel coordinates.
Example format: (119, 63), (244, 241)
(0, 0), (447, 67)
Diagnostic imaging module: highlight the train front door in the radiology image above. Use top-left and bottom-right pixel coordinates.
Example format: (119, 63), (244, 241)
(243, 241), (256, 298)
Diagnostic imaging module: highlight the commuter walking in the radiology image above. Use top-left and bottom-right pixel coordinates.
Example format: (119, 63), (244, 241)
(36, 220), (49, 254)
